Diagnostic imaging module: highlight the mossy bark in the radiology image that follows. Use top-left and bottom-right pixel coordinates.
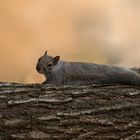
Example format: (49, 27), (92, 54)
(0, 82), (140, 140)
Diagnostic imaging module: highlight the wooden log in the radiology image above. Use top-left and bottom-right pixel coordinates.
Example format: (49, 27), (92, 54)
(0, 82), (140, 140)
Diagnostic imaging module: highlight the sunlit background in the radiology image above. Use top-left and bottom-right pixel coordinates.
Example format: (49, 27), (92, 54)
(0, 0), (140, 83)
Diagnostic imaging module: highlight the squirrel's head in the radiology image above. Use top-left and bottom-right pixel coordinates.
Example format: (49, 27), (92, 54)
(36, 51), (60, 75)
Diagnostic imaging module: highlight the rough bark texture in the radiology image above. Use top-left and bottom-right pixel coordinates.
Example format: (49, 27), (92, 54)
(0, 82), (140, 140)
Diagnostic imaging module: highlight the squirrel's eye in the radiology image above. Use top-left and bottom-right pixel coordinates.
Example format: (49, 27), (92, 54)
(48, 63), (52, 67)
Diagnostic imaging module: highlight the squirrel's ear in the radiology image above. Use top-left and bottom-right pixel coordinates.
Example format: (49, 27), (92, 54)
(53, 56), (60, 65)
(45, 51), (47, 55)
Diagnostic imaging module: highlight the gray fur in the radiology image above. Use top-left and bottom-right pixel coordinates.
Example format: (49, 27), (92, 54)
(36, 52), (140, 85)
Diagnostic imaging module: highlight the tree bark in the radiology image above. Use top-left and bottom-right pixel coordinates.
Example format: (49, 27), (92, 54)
(0, 82), (140, 140)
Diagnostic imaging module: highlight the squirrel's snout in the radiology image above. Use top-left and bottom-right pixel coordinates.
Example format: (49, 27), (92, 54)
(36, 65), (40, 71)
(36, 65), (43, 74)
(36, 64), (45, 74)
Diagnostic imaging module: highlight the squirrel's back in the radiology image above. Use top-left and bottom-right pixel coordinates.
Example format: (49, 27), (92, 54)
(51, 61), (140, 85)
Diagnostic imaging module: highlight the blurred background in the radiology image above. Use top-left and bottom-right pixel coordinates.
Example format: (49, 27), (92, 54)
(0, 0), (140, 83)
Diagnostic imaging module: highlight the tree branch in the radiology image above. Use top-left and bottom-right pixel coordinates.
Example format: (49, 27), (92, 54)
(0, 82), (140, 140)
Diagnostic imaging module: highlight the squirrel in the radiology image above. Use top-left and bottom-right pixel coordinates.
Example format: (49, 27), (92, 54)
(36, 51), (140, 86)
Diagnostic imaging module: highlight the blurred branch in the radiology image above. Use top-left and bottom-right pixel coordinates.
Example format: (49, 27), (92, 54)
(0, 82), (140, 140)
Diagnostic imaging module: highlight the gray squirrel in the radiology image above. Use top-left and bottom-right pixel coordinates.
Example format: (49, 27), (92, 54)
(36, 51), (140, 85)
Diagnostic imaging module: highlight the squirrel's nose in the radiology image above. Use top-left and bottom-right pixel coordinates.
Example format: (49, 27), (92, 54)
(36, 65), (40, 71)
